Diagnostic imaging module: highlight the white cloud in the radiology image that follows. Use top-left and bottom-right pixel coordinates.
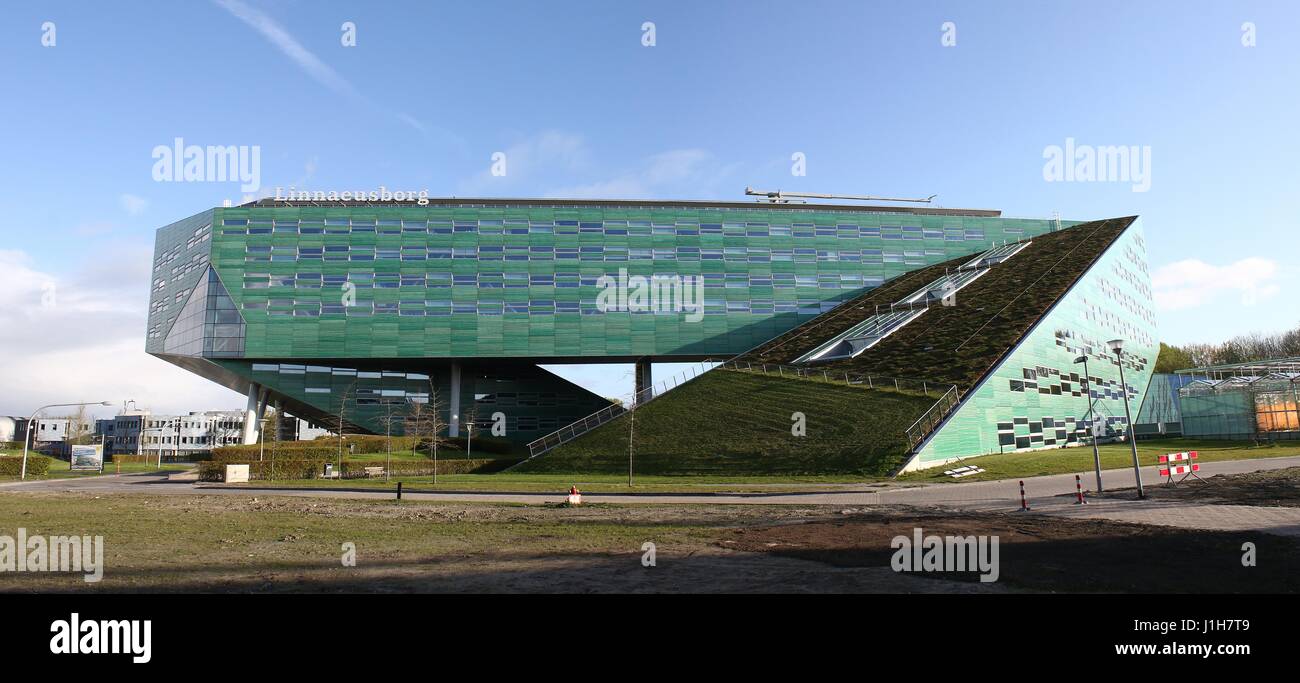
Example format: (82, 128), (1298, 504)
(457, 130), (591, 195)
(119, 193), (148, 216)
(0, 249), (242, 419)
(459, 130), (739, 199)
(1152, 257), (1281, 311)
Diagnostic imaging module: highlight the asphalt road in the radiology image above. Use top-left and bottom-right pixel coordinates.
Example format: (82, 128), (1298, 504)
(4, 455), (1298, 509)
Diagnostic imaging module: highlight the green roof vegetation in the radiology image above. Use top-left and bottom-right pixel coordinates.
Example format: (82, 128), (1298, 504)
(512, 369), (937, 476)
(742, 217), (1136, 393)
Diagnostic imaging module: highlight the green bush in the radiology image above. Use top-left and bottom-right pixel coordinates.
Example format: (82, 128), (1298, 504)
(340, 458), (518, 477)
(211, 445), (337, 461)
(198, 457), (519, 481)
(198, 459), (330, 482)
(110, 454), (152, 464)
(0, 455), (52, 476)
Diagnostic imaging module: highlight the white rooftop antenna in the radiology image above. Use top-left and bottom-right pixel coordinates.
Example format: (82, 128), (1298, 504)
(745, 186), (937, 204)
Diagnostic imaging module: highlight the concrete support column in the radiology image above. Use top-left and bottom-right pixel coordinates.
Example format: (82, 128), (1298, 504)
(635, 358), (653, 402)
(448, 363), (462, 437)
(241, 384), (260, 445)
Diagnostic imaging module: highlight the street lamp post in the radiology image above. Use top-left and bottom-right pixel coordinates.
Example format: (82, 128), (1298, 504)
(1074, 355), (1103, 492)
(21, 401), (113, 480)
(1107, 339), (1144, 499)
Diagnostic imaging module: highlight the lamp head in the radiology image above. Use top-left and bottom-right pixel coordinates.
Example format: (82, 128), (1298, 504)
(1073, 356), (1087, 365)
(1106, 339), (1124, 354)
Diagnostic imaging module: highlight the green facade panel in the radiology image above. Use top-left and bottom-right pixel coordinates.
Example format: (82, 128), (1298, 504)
(910, 218), (1157, 467)
(149, 202), (1076, 362)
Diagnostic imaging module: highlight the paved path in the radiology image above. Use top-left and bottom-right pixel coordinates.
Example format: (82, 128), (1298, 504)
(5, 456), (1300, 536)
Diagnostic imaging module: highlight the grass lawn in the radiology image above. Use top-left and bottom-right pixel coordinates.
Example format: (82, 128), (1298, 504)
(898, 438), (1300, 483)
(201, 439), (1300, 493)
(515, 369), (935, 476)
(216, 471), (874, 493)
(0, 456), (191, 482)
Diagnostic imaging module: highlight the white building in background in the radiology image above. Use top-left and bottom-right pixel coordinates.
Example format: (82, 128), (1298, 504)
(278, 415), (333, 442)
(1, 417), (72, 444)
(0, 416), (28, 443)
(104, 409), (329, 456)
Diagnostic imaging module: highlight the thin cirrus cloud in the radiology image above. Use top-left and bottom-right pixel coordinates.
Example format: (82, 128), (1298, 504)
(211, 0), (442, 140)
(212, 0), (358, 98)
(1151, 257), (1282, 311)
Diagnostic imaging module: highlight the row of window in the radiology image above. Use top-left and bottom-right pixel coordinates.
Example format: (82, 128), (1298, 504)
(243, 245), (945, 265)
(243, 271), (884, 290)
(250, 363), (431, 380)
(222, 217), (994, 241)
(243, 298), (839, 317)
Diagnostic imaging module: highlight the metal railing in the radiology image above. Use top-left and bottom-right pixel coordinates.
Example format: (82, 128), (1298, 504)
(522, 360), (725, 459)
(722, 360), (954, 398)
(903, 384), (962, 451)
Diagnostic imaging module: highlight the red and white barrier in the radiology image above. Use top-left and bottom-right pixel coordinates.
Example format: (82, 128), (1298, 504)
(1074, 474), (1088, 505)
(567, 485), (582, 505)
(1157, 451), (1203, 484)
(1017, 480), (1030, 511)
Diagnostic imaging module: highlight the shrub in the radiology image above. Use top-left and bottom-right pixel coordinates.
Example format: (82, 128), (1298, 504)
(339, 458), (519, 478)
(198, 459), (331, 482)
(198, 457), (520, 481)
(110, 454), (152, 465)
(0, 455), (52, 476)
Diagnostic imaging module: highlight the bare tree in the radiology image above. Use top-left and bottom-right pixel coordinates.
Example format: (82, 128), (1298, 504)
(329, 378), (360, 478)
(376, 398), (410, 483)
(65, 406), (93, 445)
(404, 379), (445, 482)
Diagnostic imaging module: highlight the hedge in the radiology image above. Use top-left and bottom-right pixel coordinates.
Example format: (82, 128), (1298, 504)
(198, 459), (329, 482)
(198, 457), (519, 482)
(110, 454), (152, 464)
(0, 455), (51, 476)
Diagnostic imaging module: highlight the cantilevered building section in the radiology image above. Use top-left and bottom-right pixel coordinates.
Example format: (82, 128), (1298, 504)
(145, 196), (1136, 456)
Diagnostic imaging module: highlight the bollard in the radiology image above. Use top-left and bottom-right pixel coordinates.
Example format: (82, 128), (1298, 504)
(1018, 480), (1031, 511)
(396, 481), (403, 501)
(1074, 474), (1087, 505)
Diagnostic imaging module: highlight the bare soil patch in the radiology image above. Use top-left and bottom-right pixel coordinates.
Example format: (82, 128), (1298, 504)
(725, 507), (1300, 593)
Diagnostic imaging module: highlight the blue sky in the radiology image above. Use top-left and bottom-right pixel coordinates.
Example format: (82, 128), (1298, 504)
(1, 0), (1297, 417)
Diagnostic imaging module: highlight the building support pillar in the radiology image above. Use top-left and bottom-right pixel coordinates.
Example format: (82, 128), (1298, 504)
(448, 363), (462, 437)
(635, 358), (653, 403)
(241, 384), (260, 445)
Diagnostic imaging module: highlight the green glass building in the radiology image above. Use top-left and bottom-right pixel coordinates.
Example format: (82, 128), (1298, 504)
(146, 197), (1147, 458)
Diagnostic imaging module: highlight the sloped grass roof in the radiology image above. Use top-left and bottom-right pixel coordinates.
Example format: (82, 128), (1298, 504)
(513, 369), (936, 476)
(741, 217), (1136, 393)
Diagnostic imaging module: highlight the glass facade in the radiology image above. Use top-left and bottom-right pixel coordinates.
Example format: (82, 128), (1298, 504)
(145, 200), (1090, 444)
(910, 219), (1158, 466)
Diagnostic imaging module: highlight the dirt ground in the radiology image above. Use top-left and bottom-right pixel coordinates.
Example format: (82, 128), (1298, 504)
(1091, 466), (1300, 508)
(727, 507), (1300, 593)
(1, 493), (1294, 593)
